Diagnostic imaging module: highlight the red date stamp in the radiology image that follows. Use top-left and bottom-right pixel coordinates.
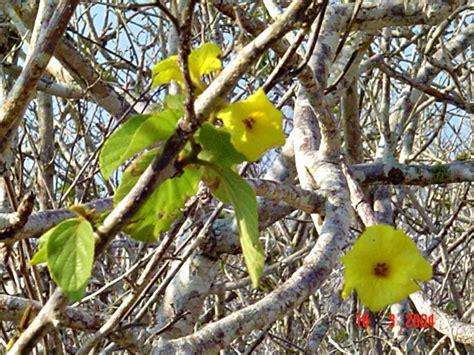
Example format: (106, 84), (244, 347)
(356, 313), (435, 329)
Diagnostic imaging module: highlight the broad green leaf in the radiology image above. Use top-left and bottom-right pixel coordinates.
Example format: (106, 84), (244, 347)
(114, 149), (201, 242)
(164, 94), (184, 113)
(152, 166), (201, 235)
(201, 168), (230, 204)
(197, 122), (246, 168)
(113, 149), (161, 203)
(212, 165), (264, 287)
(30, 226), (53, 265)
(100, 109), (181, 179)
(30, 244), (47, 265)
(113, 149), (160, 242)
(46, 218), (95, 301)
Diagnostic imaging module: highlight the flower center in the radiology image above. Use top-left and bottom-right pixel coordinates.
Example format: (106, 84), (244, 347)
(373, 262), (390, 277)
(243, 117), (256, 129)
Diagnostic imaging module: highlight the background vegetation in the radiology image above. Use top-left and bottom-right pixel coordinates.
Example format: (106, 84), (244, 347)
(0, 0), (472, 353)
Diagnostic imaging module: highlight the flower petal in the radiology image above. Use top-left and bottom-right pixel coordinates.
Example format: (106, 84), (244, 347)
(390, 229), (433, 281)
(355, 276), (388, 311)
(341, 225), (432, 312)
(151, 43), (222, 90)
(152, 55), (181, 88)
(217, 89), (285, 161)
(358, 276), (420, 311)
(189, 42), (222, 80)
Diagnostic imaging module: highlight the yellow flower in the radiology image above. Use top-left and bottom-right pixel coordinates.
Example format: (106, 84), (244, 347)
(151, 42), (222, 92)
(341, 225), (432, 312)
(216, 89), (285, 162)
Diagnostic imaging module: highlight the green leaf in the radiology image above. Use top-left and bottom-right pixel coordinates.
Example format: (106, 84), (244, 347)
(197, 122), (246, 167)
(164, 94), (184, 113)
(152, 167), (201, 235)
(30, 227), (53, 265)
(30, 244), (47, 265)
(46, 218), (95, 301)
(114, 149), (201, 242)
(100, 109), (181, 179)
(201, 168), (230, 204)
(212, 165), (264, 287)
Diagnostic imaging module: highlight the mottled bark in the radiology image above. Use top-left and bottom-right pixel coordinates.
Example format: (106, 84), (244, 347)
(342, 82), (363, 164)
(36, 91), (55, 210)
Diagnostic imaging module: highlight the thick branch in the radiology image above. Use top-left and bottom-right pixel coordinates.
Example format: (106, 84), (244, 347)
(152, 162), (350, 353)
(0, 0), (80, 158)
(0, 198), (113, 242)
(352, 160), (474, 186)
(2, 160), (470, 243)
(3, 2), (139, 119)
(410, 292), (474, 347)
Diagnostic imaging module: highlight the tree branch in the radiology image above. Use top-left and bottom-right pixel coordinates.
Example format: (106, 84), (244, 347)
(352, 160), (474, 186)
(0, 294), (147, 353)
